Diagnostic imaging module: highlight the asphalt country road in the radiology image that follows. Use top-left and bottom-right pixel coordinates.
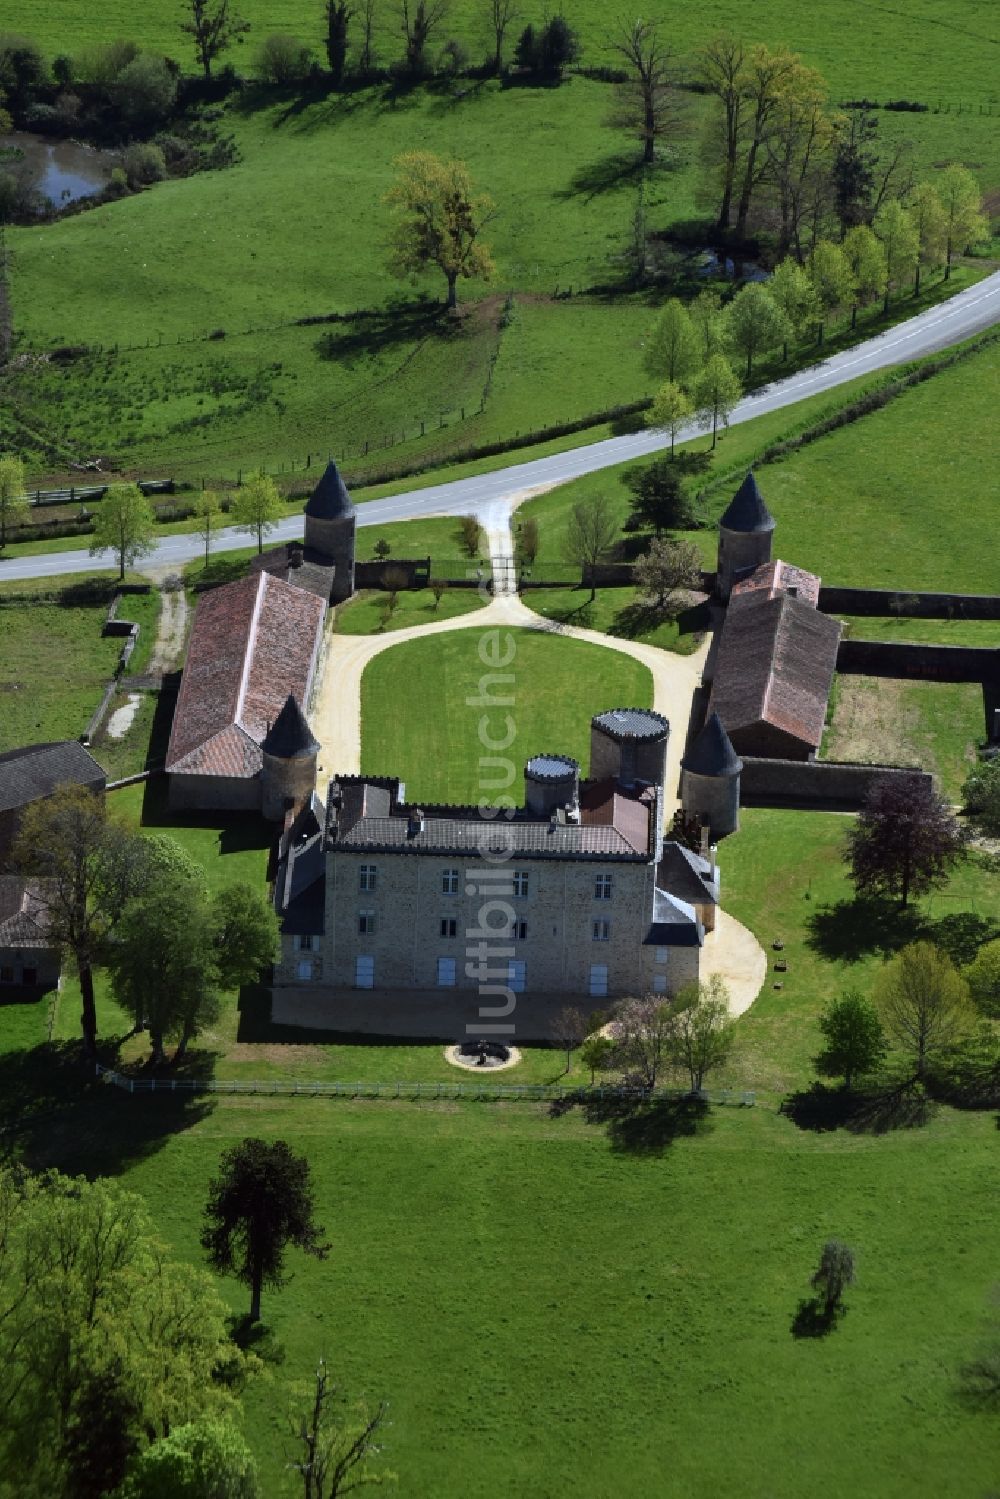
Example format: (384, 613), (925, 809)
(5, 269), (1000, 582)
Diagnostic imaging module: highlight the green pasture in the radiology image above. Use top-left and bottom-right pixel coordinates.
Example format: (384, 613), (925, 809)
(360, 627), (653, 802)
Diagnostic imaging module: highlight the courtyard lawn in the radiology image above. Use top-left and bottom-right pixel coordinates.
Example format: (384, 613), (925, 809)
(354, 515), (485, 565)
(522, 585), (708, 655)
(333, 586), (486, 635)
(359, 628), (654, 803)
(824, 676), (988, 802)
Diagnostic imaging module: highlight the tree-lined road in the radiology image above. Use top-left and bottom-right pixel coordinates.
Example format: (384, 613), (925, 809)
(4, 270), (999, 582)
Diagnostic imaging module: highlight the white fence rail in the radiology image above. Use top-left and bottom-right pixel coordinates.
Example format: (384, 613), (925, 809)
(95, 1064), (754, 1107)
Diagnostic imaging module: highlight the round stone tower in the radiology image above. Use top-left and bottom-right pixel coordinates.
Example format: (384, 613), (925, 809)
(716, 471), (775, 601)
(524, 754), (580, 818)
(680, 711), (742, 839)
(590, 708), (670, 791)
(260, 694), (321, 822)
(305, 460), (356, 604)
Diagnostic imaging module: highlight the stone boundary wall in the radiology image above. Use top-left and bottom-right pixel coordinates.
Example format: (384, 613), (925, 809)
(837, 639), (1000, 682)
(740, 756), (933, 811)
(820, 587), (1000, 619)
(354, 557), (431, 589)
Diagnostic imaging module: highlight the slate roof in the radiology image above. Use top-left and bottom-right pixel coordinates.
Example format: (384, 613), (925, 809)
(592, 707), (669, 743)
(719, 472), (775, 534)
(0, 877), (53, 949)
(709, 591), (842, 751)
(525, 754), (580, 782)
(644, 889), (703, 947)
(731, 558), (820, 609)
(0, 742), (105, 814)
(681, 713), (742, 778)
(249, 543), (336, 602)
(166, 572), (326, 780)
(656, 842), (719, 908)
(261, 696), (320, 761)
(305, 461), (354, 520)
(274, 832), (326, 936)
(324, 775), (653, 860)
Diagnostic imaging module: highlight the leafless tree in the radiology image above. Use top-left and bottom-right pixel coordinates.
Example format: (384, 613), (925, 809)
(289, 1361), (393, 1497)
(359, 0), (377, 72)
(609, 995), (675, 1090)
(608, 18), (674, 165)
(550, 1005), (588, 1073)
(563, 493), (619, 600)
(488, 0), (518, 74)
(632, 537), (702, 614)
(697, 34), (746, 231)
(399, 0), (449, 76)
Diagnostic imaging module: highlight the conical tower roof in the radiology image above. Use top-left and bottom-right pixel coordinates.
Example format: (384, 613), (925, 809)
(305, 460), (354, 521)
(719, 472), (775, 534)
(261, 695), (320, 760)
(681, 712), (742, 778)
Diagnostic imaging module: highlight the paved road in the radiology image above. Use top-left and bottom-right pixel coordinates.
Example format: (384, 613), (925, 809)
(5, 270), (1000, 582)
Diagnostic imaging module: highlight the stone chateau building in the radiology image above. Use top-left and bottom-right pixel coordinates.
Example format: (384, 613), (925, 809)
(271, 707), (720, 1028)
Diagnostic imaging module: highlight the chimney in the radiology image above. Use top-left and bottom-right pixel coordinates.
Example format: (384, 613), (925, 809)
(709, 843), (717, 885)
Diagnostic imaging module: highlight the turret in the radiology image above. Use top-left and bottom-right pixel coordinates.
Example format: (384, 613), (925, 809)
(261, 695), (320, 822)
(304, 460), (356, 604)
(524, 754), (580, 819)
(590, 708), (669, 792)
(680, 711), (742, 839)
(716, 471), (775, 601)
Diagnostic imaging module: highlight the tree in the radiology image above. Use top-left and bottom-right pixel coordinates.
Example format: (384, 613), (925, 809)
(697, 34), (746, 232)
(608, 18), (673, 166)
(963, 757), (1000, 837)
(644, 298), (699, 385)
(725, 282), (789, 380)
(514, 15), (578, 80)
(0, 1168), (245, 1497)
(647, 380), (693, 459)
(289, 1361), (393, 1498)
(551, 1004), (587, 1073)
(610, 995), (674, 1089)
(936, 163), (986, 280)
(359, 0), (377, 71)
(832, 104), (913, 233)
(761, 66), (833, 259)
(193, 488), (221, 567)
(373, 538), (391, 560)
(110, 876), (220, 1063)
(459, 513), (480, 556)
(182, 0), (251, 80)
(965, 939), (1000, 1019)
(114, 53), (178, 131)
(11, 785), (151, 1055)
(202, 1139), (329, 1324)
(874, 941), (973, 1079)
(257, 34), (313, 83)
(768, 258), (818, 356)
(119, 1419), (260, 1499)
(731, 44), (807, 241)
(517, 514), (539, 564)
(89, 482), (156, 579)
(691, 353), (742, 449)
(213, 883), (279, 990)
(563, 493), (618, 601)
(873, 199), (918, 313)
(808, 238), (854, 343)
(847, 772), (966, 909)
(487, 0), (518, 75)
(908, 181), (946, 294)
(689, 288), (725, 361)
(624, 457), (701, 533)
(814, 990), (886, 1089)
(398, 0), (448, 78)
(810, 1240), (855, 1321)
(665, 976), (736, 1091)
(0, 452), (26, 548)
(325, 0), (355, 86)
(232, 473), (282, 554)
(386, 151), (494, 311)
(633, 537), (702, 614)
(579, 1032), (615, 1085)
(843, 224), (887, 326)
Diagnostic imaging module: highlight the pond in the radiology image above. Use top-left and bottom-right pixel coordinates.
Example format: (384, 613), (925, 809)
(0, 132), (117, 211)
(696, 248), (770, 283)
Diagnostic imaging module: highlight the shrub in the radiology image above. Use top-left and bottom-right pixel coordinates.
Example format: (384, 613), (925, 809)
(114, 53), (178, 132)
(459, 514), (480, 557)
(257, 34), (313, 84)
(514, 16), (579, 80)
(439, 39), (470, 75)
(963, 758), (1000, 837)
(122, 141), (167, 188)
(52, 54), (74, 87)
(109, 166), (129, 195)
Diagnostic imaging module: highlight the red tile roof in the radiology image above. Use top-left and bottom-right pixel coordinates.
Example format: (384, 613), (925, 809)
(731, 558), (821, 609)
(579, 778), (654, 855)
(166, 573), (325, 779)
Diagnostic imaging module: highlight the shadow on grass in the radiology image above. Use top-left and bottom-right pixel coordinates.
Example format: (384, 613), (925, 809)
(780, 1079), (935, 1135)
(228, 1315), (287, 1364)
(139, 774), (274, 858)
(807, 897), (1000, 965)
(314, 305), (450, 362)
(791, 1298), (844, 1339)
(555, 151), (651, 203)
(0, 1039), (214, 1178)
(550, 1090), (712, 1156)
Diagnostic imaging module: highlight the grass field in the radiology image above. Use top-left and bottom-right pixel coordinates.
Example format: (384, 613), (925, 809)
(360, 628), (653, 802)
(523, 584), (708, 654)
(334, 585), (486, 633)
